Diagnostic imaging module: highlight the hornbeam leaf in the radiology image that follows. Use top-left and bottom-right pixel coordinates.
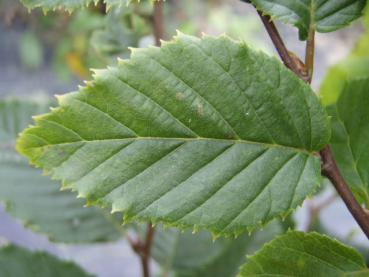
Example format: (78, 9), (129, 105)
(249, 0), (366, 40)
(0, 98), (122, 243)
(16, 34), (330, 237)
(324, 78), (369, 206)
(0, 244), (92, 277)
(238, 231), (369, 277)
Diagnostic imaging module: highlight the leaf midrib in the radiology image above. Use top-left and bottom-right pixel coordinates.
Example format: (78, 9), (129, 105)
(25, 135), (314, 155)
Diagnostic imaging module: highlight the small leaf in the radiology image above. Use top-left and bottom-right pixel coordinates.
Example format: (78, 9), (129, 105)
(17, 34), (330, 237)
(152, 221), (283, 277)
(238, 231), (368, 277)
(325, 78), (369, 206)
(0, 244), (92, 277)
(249, 0), (366, 40)
(0, 98), (122, 243)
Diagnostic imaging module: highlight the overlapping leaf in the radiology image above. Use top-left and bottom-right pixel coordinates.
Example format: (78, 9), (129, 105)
(0, 244), (92, 276)
(238, 231), (369, 276)
(323, 79), (369, 206)
(17, 34), (330, 237)
(249, 0), (366, 40)
(152, 221), (283, 277)
(0, 98), (122, 243)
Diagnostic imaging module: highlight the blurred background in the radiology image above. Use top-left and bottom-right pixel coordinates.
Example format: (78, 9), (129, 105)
(0, 0), (368, 276)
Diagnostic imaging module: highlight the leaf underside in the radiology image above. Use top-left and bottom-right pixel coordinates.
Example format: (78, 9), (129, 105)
(326, 78), (369, 205)
(249, 0), (366, 40)
(0, 244), (91, 277)
(238, 231), (368, 277)
(17, 34), (329, 237)
(0, 99), (121, 243)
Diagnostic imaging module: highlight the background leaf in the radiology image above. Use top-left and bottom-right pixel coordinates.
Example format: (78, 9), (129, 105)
(319, 57), (369, 106)
(152, 220), (283, 277)
(0, 244), (92, 277)
(238, 231), (369, 277)
(324, 78), (369, 206)
(0, 98), (122, 243)
(249, 0), (366, 40)
(17, 34), (329, 237)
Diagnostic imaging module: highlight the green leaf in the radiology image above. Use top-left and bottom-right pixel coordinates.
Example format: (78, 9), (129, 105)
(238, 231), (369, 277)
(0, 98), (122, 243)
(351, 4), (369, 59)
(0, 244), (92, 277)
(249, 0), (366, 40)
(17, 34), (330, 237)
(320, 57), (369, 106)
(152, 221), (283, 277)
(325, 78), (369, 206)
(20, 0), (127, 12)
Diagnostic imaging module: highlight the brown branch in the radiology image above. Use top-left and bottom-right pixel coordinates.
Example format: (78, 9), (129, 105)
(251, 3), (369, 239)
(141, 224), (155, 277)
(127, 224), (156, 277)
(320, 147), (369, 239)
(153, 0), (164, 46)
(256, 11), (307, 80)
(305, 193), (337, 232)
(305, 27), (315, 84)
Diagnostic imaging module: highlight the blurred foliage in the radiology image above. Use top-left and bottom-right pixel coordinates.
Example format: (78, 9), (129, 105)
(0, 0), (267, 82)
(320, 3), (369, 106)
(18, 31), (44, 70)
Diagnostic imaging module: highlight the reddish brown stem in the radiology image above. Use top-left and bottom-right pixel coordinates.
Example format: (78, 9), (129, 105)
(305, 27), (315, 83)
(256, 11), (302, 78)
(141, 224), (155, 277)
(153, 0), (164, 46)
(127, 224), (156, 277)
(320, 147), (369, 239)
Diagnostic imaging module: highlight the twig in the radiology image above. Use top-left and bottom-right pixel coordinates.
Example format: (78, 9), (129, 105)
(127, 224), (156, 277)
(153, 0), (164, 46)
(320, 147), (369, 239)
(141, 224), (155, 277)
(305, 193), (337, 232)
(250, 3), (369, 239)
(305, 27), (315, 83)
(256, 11), (308, 81)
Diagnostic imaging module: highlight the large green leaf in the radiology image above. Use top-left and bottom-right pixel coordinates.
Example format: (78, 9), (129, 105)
(0, 244), (92, 277)
(152, 221), (283, 277)
(0, 98), (122, 243)
(17, 34), (330, 237)
(324, 79), (369, 206)
(238, 231), (369, 277)
(249, 0), (366, 40)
